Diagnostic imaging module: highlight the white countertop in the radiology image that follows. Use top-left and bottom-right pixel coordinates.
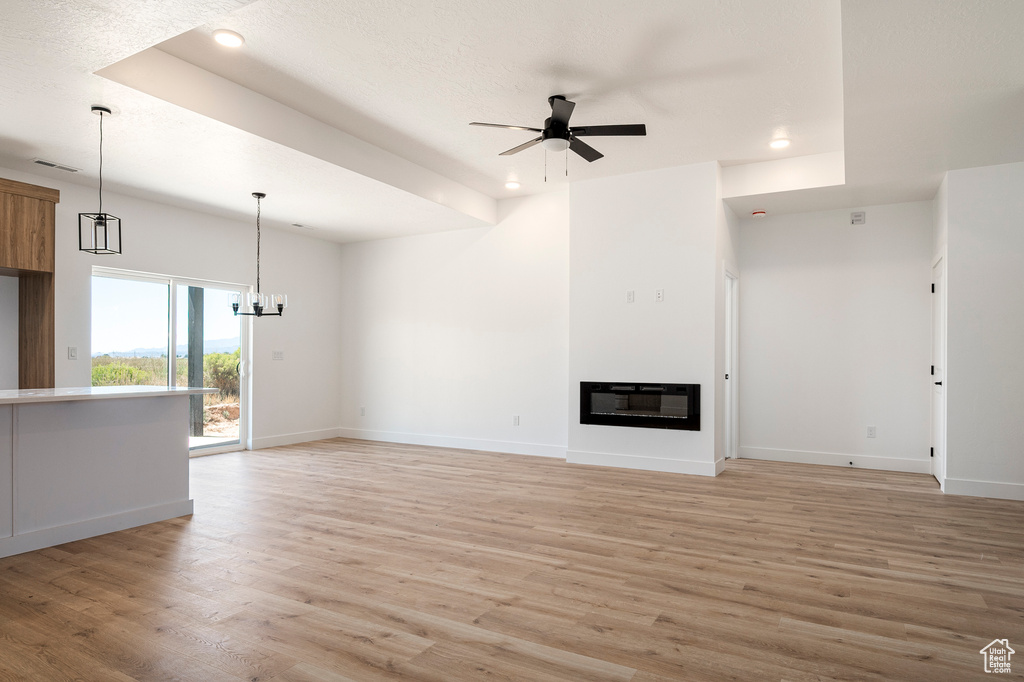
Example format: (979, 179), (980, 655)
(0, 385), (219, 405)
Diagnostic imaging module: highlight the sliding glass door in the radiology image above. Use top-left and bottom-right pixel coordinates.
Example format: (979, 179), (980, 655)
(92, 268), (250, 454)
(91, 275), (171, 387)
(175, 283), (246, 451)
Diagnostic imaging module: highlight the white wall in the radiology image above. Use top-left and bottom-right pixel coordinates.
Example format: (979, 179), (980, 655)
(943, 161), (1024, 499)
(246, 225), (346, 448)
(568, 163), (719, 475)
(0, 277), (17, 389)
(336, 191), (570, 457)
(738, 201), (933, 472)
(0, 166), (345, 448)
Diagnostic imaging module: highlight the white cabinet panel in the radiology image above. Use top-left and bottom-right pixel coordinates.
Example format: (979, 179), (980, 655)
(13, 396), (188, 534)
(0, 406), (12, 538)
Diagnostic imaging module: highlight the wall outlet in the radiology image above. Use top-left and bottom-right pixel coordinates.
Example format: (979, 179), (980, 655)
(626, 290), (635, 304)
(850, 211), (866, 225)
(272, 350), (285, 361)
(360, 406), (365, 417)
(656, 289), (665, 303)
(513, 415), (520, 427)
(866, 426), (876, 438)
(67, 346), (78, 360)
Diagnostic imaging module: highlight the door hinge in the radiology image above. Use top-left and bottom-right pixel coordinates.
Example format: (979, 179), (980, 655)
(931, 283), (935, 293)
(931, 365), (934, 376)
(930, 447), (934, 458)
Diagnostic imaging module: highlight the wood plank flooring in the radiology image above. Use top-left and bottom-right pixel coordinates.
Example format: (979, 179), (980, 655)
(2, 439), (1023, 680)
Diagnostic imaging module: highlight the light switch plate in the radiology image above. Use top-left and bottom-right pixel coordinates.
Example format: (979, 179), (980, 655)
(67, 346), (78, 360)
(272, 350), (285, 361)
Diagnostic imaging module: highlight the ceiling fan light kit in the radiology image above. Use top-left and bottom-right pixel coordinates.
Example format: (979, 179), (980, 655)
(541, 137), (569, 153)
(471, 94), (646, 165)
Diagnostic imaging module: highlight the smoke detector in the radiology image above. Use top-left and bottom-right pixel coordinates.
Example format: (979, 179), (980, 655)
(751, 210), (767, 219)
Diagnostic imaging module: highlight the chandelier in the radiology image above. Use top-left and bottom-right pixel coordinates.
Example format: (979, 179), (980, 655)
(231, 192), (287, 317)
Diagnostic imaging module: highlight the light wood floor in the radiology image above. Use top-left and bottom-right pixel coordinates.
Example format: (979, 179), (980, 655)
(2, 440), (1023, 681)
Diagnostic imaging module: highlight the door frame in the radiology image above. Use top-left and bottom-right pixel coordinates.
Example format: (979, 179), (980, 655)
(930, 256), (947, 488)
(724, 269), (740, 460)
(92, 267), (253, 454)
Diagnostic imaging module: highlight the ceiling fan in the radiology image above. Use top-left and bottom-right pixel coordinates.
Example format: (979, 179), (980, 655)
(470, 95), (646, 162)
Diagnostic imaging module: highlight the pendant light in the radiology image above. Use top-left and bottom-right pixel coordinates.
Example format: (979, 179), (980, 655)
(231, 192), (287, 317)
(79, 105), (122, 254)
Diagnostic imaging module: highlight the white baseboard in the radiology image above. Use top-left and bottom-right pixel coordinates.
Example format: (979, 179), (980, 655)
(566, 450), (719, 476)
(335, 427), (566, 459)
(252, 427), (345, 450)
(738, 446), (932, 474)
(0, 499), (194, 560)
(943, 477), (1024, 501)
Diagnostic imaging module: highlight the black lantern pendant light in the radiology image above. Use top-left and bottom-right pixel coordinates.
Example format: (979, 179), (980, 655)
(231, 192), (287, 317)
(79, 105), (122, 255)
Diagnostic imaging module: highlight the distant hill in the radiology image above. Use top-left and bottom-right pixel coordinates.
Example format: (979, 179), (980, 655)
(93, 337), (241, 358)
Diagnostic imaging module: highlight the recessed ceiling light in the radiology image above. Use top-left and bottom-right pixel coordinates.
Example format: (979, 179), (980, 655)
(213, 29), (245, 48)
(505, 181), (520, 190)
(769, 138), (790, 150)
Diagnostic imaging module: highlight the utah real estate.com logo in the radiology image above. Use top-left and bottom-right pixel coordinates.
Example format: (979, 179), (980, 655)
(981, 639), (1014, 674)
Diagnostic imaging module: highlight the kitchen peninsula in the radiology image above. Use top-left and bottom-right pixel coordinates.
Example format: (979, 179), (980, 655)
(0, 385), (216, 558)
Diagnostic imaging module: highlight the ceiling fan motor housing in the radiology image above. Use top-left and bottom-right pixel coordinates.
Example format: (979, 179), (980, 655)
(543, 117), (570, 143)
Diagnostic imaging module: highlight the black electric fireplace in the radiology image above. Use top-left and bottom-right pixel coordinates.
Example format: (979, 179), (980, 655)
(580, 382), (700, 431)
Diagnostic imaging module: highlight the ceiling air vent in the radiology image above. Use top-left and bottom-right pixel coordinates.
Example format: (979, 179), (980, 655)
(32, 158), (80, 173)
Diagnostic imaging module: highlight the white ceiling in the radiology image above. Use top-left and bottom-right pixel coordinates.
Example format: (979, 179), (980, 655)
(0, 0), (1021, 240)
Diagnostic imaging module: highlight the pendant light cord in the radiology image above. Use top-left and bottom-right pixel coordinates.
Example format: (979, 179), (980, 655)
(256, 194), (262, 295)
(98, 111), (104, 216)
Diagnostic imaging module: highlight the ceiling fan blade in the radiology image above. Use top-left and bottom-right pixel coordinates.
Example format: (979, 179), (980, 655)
(570, 124), (647, 137)
(569, 137), (604, 162)
(470, 122), (543, 132)
(499, 136), (544, 156)
(549, 96), (576, 126)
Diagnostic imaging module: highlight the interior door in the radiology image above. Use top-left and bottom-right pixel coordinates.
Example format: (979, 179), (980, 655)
(931, 259), (946, 486)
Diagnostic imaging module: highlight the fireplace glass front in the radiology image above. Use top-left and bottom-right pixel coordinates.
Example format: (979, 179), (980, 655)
(580, 382), (700, 431)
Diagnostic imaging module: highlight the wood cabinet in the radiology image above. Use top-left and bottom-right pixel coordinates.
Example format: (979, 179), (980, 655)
(0, 177), (59, 389)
